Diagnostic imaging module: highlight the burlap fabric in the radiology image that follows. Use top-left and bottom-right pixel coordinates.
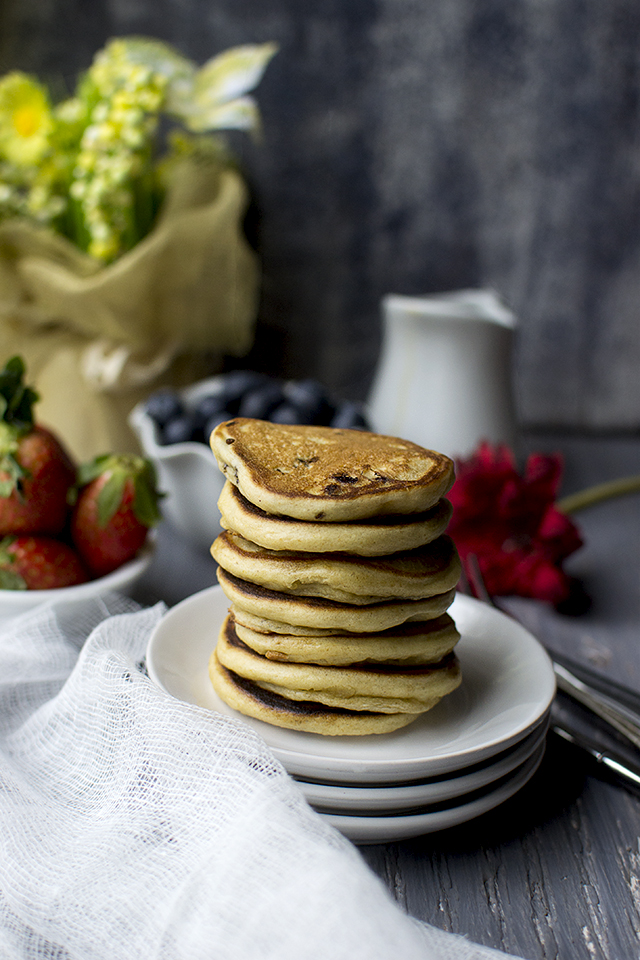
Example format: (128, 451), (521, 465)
(0, 157), (259, 461)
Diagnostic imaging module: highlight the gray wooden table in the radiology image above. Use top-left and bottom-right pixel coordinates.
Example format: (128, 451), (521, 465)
(134, 432), (640, 960)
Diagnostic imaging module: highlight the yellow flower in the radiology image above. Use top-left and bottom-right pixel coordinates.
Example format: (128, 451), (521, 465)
(0, 72), (53, 165)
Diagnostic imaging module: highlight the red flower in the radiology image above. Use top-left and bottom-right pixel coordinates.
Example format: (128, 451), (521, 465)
(447, 442), (584, 607)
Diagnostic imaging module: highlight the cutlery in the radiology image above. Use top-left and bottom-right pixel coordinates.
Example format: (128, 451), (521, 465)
(551, 722), (640, 794)
(543, 647), (640, 716)
(460, 555), (640, 784)
(552, 664), (640, 750)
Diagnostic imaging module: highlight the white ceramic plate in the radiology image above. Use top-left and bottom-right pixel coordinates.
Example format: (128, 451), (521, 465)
(146, 588), (555, 783)
(0, 537), (156, 621)
(320, 743), (545, 844)
(296, 720), (548, 813)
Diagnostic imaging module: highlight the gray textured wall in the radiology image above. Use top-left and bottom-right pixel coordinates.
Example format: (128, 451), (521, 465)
(2, 0), (639, 430)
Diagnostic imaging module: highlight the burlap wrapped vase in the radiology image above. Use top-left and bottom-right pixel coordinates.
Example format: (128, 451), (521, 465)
(0, 155), (259, 461)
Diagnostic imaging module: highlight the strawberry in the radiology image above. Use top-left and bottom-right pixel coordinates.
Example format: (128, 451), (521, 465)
(0, 356), (76, 536)
(0, 535), (89, 590)
(71, 454), (162, 577)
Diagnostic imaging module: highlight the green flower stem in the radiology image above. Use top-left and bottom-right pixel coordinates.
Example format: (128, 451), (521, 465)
(557, 475), (640, 515)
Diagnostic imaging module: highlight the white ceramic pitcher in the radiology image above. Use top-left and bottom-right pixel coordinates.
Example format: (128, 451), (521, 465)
(367, 289), (517, 458)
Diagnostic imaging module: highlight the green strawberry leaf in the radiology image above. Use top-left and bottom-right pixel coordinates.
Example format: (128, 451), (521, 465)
(0, 356), (38, 432)
(96, 470), (127, 527)
(132, 462), (163, 527)
(2, 356), (23, 377)
(0, 536), (16, 563)
(0, 445), (27, 499)
(78, 453), (163, 528)
(76, 453), (115, 487)
(0, 357), (38, 499)
(0, 357), (25, 402)
(0, 537), (26, 590)
(0, 568), (27, 590)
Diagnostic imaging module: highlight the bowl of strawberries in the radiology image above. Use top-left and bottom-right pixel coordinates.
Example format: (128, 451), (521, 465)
(0, 356), (159, 619)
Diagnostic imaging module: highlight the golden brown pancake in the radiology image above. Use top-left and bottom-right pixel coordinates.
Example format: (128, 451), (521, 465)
(216, 566), (457, 632)
(210, 418), (455, 521)
(217, 481), (453, 556)
(212, 531), (461, 604)
(232, 611), (460, 666)
(216, 615), (461, 714)
(209, 652), (421, 735)
(231, 605), (353, 636)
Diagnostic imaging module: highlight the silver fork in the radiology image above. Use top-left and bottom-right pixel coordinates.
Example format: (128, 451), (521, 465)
(460, 554), (640, 791)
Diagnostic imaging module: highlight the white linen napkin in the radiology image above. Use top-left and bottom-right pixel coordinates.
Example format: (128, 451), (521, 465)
(0, 595), (521, 960)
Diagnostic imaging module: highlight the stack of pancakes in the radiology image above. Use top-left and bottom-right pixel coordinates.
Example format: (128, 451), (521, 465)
(208, 418), (462, 736)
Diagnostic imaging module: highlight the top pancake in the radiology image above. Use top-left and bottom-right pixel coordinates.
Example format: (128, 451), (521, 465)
(210, 418), (455, 521)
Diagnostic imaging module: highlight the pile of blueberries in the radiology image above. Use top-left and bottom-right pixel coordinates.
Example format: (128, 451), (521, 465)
(144, 370), (371, 446)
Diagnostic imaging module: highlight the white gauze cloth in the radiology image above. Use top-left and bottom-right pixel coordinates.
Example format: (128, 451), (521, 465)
(0, 594), (520, 960)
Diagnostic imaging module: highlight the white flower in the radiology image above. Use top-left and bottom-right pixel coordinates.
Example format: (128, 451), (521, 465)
(166, 43), (277, 133)
(55, 97), (84, 124)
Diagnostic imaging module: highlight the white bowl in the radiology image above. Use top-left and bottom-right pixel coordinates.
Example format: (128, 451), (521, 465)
(0, 538), (155, 621)
(129, 377), (225, 554)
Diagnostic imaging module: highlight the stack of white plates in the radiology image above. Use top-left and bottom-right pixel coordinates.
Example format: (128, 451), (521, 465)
(147, 588), (556, 844)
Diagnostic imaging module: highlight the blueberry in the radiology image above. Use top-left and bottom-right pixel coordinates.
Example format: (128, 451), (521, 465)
(283, 379), (333, 424)
(203, 410), (231, 440)
(238, 382), (286, 419)
(330, 401), (370, 430)
(192, 393), (229, 430)
(162, 413), (197, 444)
(145, 389), (184, 427)
(270, 402), (303, 425)
(220, 370), (271, 412)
